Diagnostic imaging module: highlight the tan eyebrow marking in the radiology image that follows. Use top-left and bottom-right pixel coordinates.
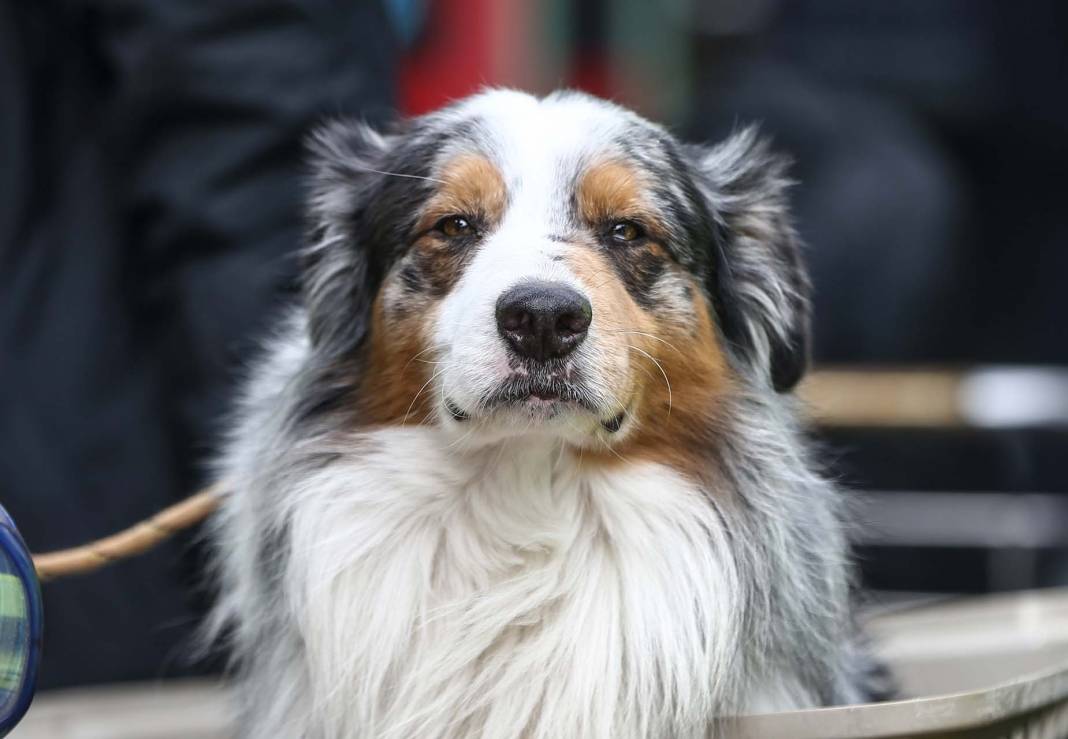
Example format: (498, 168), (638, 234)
(576, 159), (670, 241)
(579, 160), (645, 222)
(416, 154), (507, 233)
(582, 159), (659, 218)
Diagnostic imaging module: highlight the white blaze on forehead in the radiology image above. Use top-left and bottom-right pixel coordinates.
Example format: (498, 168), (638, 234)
(435, 89), (633, 343)
(437, 89), (636, 234)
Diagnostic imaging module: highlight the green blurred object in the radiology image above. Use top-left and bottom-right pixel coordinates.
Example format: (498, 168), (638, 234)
(0, 506), (41, 736)
(0, 575), (27, 693)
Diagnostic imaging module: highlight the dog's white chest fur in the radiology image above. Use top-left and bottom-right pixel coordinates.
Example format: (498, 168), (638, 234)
(281, 428), (763, 738)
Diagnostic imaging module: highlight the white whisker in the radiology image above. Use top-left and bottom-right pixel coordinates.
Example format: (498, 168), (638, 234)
(626, 345), (672, 418)
(402, 346), (440, 376)
(603, 329), (682, 355)
(403, 367), (447, 424)
(355, 167), (447, 185)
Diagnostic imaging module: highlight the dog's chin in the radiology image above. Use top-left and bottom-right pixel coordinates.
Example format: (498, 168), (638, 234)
(441, 375), (629, 444)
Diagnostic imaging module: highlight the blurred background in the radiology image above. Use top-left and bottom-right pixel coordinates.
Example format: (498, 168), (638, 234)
(2, 0), (1067, 694)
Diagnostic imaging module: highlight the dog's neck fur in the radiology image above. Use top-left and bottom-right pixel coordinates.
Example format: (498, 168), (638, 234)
(246, 426), (807, 737)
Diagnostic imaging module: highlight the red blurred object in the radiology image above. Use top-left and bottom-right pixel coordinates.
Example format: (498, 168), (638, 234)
(566, 50), (614, 101)
(398, 0), (623, 116)
(398, 0), (527, 115)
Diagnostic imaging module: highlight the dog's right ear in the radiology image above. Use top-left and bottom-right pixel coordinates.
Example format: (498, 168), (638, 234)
(689, 129), (812, 393)
(302, 120), (395, 358)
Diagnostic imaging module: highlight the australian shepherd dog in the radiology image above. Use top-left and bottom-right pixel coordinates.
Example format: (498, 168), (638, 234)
(208, 89), (881, 738)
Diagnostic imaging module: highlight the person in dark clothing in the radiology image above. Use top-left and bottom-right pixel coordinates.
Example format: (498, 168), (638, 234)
(0, 1), (395, 689)
(689, 0), (1068, 366)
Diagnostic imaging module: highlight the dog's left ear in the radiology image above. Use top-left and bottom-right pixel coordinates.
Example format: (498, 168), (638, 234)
(690, 128), (811, 392)
(302, 120), (396, 358)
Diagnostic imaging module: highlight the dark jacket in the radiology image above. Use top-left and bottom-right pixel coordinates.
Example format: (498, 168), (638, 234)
(0, 0), (394, 688)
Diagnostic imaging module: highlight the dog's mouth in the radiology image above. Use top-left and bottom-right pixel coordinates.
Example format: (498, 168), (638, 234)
(445, 374), (628, 433)
(483, 375), (594, 409)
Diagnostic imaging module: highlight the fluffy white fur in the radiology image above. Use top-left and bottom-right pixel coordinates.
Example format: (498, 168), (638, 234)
(214, 342), (816, 738)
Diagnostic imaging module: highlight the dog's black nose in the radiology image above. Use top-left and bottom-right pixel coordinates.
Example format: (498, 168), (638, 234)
(496, 281), (592, 362)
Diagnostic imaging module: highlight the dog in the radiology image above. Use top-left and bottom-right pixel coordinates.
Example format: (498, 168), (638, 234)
(208, 89), (882, 738)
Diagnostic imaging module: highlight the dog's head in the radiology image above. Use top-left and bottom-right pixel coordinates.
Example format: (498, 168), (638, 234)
(304, 89), (809, 453)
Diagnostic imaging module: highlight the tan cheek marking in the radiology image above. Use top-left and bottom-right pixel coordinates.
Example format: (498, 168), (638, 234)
(570, 254), (734, 482)
(566, 246), (653, 407)
(623, 281), (734, 481)
(348, 156), (504, 426)
(355, 290), (436, 426)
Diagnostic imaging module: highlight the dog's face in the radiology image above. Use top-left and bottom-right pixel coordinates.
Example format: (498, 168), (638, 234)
(304, 90), (809, 457)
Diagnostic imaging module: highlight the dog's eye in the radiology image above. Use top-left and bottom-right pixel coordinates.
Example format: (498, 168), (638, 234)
(436, 215), (475, 238)
(610, 221), (644, 243)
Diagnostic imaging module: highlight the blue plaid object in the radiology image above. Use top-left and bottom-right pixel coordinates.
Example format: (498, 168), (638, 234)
(0, 506), (41, 736)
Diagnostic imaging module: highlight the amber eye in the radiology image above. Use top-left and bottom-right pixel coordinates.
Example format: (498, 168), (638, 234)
(437, 215), (475, 238)
(610, 221), (643, 243)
